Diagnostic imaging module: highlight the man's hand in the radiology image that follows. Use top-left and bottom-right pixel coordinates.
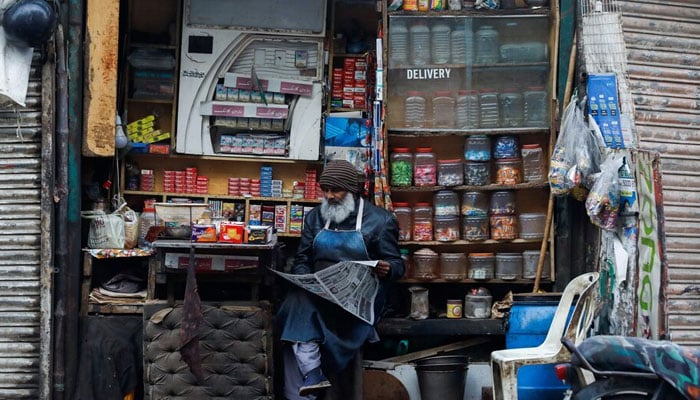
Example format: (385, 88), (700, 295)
(375, 260), (391, 279)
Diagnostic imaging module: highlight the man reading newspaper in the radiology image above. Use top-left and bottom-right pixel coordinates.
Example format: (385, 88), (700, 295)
(276, 160), (404, 399)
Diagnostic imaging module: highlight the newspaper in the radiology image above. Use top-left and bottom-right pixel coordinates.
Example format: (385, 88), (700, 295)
(273, 260), (380, 325)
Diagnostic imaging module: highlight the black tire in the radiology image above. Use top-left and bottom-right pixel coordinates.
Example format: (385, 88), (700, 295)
(572, 377), (668, 400)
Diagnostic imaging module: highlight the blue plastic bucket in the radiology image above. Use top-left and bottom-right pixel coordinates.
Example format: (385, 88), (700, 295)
(506, 294), (571, 400)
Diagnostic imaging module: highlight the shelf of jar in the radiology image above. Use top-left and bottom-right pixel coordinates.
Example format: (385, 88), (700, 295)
(398, 238), (544, 246)
(386, 7), (550, 17)
(398, 278), (551, 284)
(127, 152), (312, 164)
(390, 182), (549, 192)
(387, 61), (549, 71)
(376, 317), (505, 336)
(123, 190), (322, 204)
(387, 126), (549, 136)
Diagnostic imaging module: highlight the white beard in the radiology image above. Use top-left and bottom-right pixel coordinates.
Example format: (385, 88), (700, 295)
(320, 194), (356, 225)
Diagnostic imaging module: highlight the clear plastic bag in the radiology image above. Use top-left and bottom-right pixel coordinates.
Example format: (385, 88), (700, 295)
(82, 210), (125, 249)
(585, 154), (622, 230)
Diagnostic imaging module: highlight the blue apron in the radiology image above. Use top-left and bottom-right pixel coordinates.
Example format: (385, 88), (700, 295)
(278, 199), (376, 372)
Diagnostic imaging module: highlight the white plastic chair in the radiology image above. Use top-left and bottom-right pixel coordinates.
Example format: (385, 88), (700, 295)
(490, 272), (599, 400)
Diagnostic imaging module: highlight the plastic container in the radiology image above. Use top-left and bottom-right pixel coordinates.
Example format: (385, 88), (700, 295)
(413, 248), (439, 280)
(475, 25), (499, 64)
(468, 252), (495, 280)
(450, 27), (468, 64)
(524, 87), (548, 127)
(434, 215), (460, 242)
(518, 212), (547, 239)
(490, 214), (518, 240)
(413, 202), (434, 241)
(478, 89), (500, 129)
(521, 144), (546, 183)
(464, 134), (491, 161)
(431, 23), (451, 64)
(414, 148), (437, 186)
(496, 252), (523, 280)
(391, 148), (414, 186)
(499, 89), (524, 127)
(456, 90), (480, 129)
(489, 191), (516, 215)
(447, 299), (463, 318)
(494, 158), (523, 185)
(440, 253), (467, 281)
(522, 250), (551, 280)
(394, 202), (413, 241)
(438, 159), (464, 186)
(432, 91), (456, 128)
(493, 135), (520, 159)
(462, 215), (489, 241)
(410, 22), (431, 66)
(461, 191), (488, 216)
(400, 248), (413, 279)
(434, 190), (460, 216)
(464, 287), (492, 319)
(416, 357), (468, 400)
(507, 295), (570, 400)
(464, 161), (491, 186)
(389, 21), (410, 67)
(138, 208), (160, 247)
(405, 91), (427, 128)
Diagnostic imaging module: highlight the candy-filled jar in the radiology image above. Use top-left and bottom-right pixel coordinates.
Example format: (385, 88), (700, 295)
(433, 190), (460, 216)
(391, 148), (414, 186)
(434, 215), (460, 242)
(493, 135), (520, 159)
(412, 202), (434, 241)
(414, 147), (437, 186)
(393, 202), (412, 241)
(437, 159), (464, 186)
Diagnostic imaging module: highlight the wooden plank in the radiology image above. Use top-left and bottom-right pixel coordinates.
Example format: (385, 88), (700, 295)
(380, 337), (490, 364)
(83, 0), (119, 157)
(376, 318), (506, 336)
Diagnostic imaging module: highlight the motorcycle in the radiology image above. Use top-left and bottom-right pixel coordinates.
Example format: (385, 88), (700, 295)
(555, 335), (700, 400)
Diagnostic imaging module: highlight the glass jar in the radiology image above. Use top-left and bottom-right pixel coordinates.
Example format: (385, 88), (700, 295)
(524, 86), (548, 127)
(478, 89), (500, 129)
(489, 190), (516, 215)
(499, 88), (524, 127)
(391, 147), (414, 186)
(462, 215), (489, 241)
(405, 91), (427, 128)
(389, 21), (409, 67)
(432, 91), (456, 128)
(464, 161), (491, 186)
(492, 135), (520, 159)
(456, 90), (480, 129)
(464, 287), (492, 319)
(461, 191), (488, 216)
(521, 144), (546, 183)
(522, 250), (551, 280)
(412, 248), (439, 280)
(409, 21), (431, 66)
(495, 252), (523, 280)
(434, 215), (460, 241)
(431, 23), (451, 64)
(494, 158), (523, 185)
(475, 25), (499, 64)
(412, 202), (434, 241)
(414, 147), (437, 186)
(440, 253), (467, 281)
(464, 134), (491, 161)
(394, 202), (412, 241)
(434, 190), (460, 216)
(438, 159), (464, 186)
(490, 214), (518, 240)
(468, 252), (495, 280)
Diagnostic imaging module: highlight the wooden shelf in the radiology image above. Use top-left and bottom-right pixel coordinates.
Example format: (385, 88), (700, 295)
(123, 190), (321, 203)
(388, 61), (549, 71)
(153, 239), (279, 250)
(86, 303), (143, 315)
(398, 278), (551, 284)
(387, 127), (550, 136)
(398, 238), (544, 246)
(376, 317), (506, 336)
(390, 182), (549, 192)
(386, 7), (550, 17)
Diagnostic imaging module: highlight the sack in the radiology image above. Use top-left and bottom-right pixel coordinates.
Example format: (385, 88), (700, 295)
(82, 210), (125, 249)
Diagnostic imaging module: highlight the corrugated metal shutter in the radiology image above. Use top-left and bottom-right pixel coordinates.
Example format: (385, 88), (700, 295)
(621, 1), (700, 344)
(0, 55), (51, 398)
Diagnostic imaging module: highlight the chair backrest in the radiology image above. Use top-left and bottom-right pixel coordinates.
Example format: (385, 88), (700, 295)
(541, 272), (600, 347)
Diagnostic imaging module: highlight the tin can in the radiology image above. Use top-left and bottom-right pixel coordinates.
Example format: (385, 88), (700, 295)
(447, 299), (463, 318)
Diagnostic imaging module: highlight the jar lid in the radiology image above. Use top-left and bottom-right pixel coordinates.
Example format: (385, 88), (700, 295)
(438, 159), (462, 164)
(479, 88), (496, 93)
(414, 202), (431, 207)
(415, 147), (433, 153)
(406, 91), (424, 96)
(502, 87), (519, 93)
(527, 86), (546, 91)
(434, 90), (452, 97)
(495, 157), (522, 162)
(521, 144), (541, 149)
(393, 147), (411, 152)
(393, 202), (410, 207)
(469, 252), (495, 257)
(441, 252), (466, 258)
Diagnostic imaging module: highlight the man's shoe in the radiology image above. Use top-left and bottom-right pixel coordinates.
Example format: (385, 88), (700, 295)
(299, 367), (331, 396)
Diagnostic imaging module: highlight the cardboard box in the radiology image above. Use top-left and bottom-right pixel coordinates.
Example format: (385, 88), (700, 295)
(164, 252), (258, 272)
(246, 225), (273, 244)
(219, 221), (245, 243)
(200, 101), (289, 119)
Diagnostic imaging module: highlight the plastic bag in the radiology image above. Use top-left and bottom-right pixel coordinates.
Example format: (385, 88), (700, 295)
(121, 207), (139, 250)
(585, 154), (622, 230)
(548, 97), (582, 195)
(388, 0), (403, 10)
(82, 210), (125, 249)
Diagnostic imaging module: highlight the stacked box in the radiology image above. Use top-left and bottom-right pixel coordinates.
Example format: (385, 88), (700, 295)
(270, 179), (283, 198)
(289, 204), (304, 234)
(260, 166), (273, 197)
(331, 67), (343, 108)
(248, 204), (262, 226)
(274, 205), (287, 233)
(304, 169), (318, 199)
(261, 205), (275, 227)
(250, 179), (261, 197)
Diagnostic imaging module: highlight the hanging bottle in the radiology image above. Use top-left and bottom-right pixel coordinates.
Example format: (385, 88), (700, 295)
(618, 156), (637, 215)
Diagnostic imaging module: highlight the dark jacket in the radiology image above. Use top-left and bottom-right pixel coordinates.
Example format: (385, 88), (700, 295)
(291, 196), (405, 283)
